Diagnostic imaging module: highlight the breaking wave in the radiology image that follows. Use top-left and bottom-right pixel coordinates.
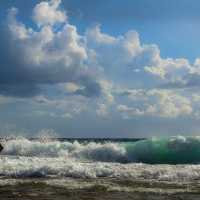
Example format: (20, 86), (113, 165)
(1, 135), (200, 164)
(1, 136), (200, 180)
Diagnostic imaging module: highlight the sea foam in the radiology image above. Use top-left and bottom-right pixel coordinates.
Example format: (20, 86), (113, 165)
(1, 155), (200, 181)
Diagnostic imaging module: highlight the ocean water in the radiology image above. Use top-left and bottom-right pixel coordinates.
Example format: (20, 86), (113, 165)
(1, 135), (200, 199)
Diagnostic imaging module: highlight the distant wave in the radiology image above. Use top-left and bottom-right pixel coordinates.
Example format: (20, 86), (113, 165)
(1, 136), (200, 164)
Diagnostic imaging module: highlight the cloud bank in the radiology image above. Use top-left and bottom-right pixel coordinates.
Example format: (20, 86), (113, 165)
(1, 0), (200, 122)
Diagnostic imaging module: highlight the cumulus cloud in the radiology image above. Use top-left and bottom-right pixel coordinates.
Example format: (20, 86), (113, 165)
(0, 1), (100, 98)
(84, 23), (199, 92)
(84, 24), (142, 69)
(32, 0), (67, 28)
(117, 105), (133, 111)
(84, 25), (200, 91)
(128, 89), (193, 118)
(138, 57), (200, 89)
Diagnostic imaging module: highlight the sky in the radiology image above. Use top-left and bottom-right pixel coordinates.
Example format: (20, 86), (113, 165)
(1, 0), (200, 138)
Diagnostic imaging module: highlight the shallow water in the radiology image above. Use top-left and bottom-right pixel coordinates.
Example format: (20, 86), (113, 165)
(1, 177), (200, 199)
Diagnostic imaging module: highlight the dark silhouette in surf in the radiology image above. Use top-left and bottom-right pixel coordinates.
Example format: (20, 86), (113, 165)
(0, 144), (3, 152)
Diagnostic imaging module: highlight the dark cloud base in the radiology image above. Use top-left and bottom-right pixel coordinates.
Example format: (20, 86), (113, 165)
(0, 84), (42, 98)
(158, 73), (200, 89)
(67, 82), (101, 98)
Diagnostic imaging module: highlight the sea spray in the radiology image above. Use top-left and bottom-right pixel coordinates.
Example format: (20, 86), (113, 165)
(1, 139), (126, 161)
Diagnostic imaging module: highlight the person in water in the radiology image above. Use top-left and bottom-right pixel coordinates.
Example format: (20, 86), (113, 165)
(0, 144), (3, 152)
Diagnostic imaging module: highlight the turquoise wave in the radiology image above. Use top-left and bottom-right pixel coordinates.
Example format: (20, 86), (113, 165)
(123, 136), (200, 164)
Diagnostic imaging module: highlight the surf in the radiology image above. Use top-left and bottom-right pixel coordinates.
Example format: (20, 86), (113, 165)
(1, 135), (200, 164)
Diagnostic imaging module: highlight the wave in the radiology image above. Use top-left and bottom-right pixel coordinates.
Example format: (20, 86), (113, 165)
(1, 135), (200, 164)
(123, 136), (200, 164)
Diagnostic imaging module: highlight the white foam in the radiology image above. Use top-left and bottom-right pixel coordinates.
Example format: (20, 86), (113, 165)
(1, 139), (127, 162)
(1, 155), (200, 181)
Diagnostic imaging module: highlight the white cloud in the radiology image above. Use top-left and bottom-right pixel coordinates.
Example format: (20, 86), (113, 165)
(61, 113), (73, 118)
(83, 23), (200, 93)
(133, 109), (145, 115)
(0, 95), (16, 104)
(0, 3), (91, 96)
(195, 111), (200, 119)
(143, 66), (165, 79)
(32, 0), (67, 28)
(98, 79), (114, 103)
(128, 89), (193, 118)
(194, 58), (200, 71)
(96, 103), (108, 116)
(192, 94), (200, 101)
(32, 111), (55, 116)
(84, 24), (141, 68)
(134, 69), (140, 73)
(1, 1), (200, 124)
(123, 30), (142, 57)
(117, 104), (133, 111)
(138, 57), (199, 89)
(85, 23), (120, 44)
(65, 83), (85, 92)
(123, 115), (130, 119)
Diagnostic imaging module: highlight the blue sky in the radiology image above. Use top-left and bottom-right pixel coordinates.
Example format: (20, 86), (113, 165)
(1, 0), (200, 138)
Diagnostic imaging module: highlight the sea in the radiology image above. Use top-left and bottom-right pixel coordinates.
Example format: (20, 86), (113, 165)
(1, 135), (200, 199)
